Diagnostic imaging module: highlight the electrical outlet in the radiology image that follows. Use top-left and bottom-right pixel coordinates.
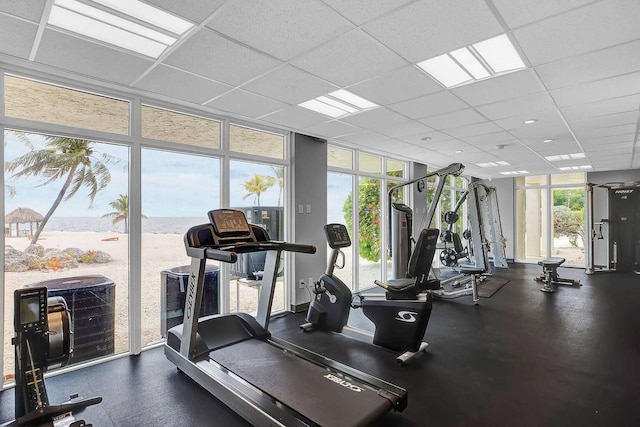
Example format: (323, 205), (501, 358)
(299, 279), (305, 289)
(308, 277), (314, 287)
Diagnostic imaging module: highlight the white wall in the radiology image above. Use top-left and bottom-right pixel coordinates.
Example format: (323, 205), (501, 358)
(291, 133), (327, 309)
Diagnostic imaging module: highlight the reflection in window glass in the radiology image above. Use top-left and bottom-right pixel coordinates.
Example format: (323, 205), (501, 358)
(141, 149), (220, 347)
(551, 188), (585, 267)
(328, 145), (354, 169)
(358, 152), (382, 174)
(356, 177), (382, 289)
(3, 130), (129, 384)
(551, 172), (585, 186)
(517, 175), (547, 186)
(516, 188), (548, 262)
(387, 159), (405, 178)
(141, 105), (220, 149)
(4, 75), (129, 135)
(230, 124), (285, 159)
(327, 173), (354, 289)
(229, 160), (286, 313)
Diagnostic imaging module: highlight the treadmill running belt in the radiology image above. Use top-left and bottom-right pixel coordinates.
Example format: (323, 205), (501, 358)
(211, 339), (392, 427)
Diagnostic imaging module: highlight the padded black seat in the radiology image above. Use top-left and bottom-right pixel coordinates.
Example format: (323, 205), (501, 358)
(535, 257), (581, 292)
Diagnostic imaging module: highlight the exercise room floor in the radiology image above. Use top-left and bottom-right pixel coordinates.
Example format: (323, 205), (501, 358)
(1, 263), (638, 426)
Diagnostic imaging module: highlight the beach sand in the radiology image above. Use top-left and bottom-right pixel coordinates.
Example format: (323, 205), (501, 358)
(3, 230), (282, 382)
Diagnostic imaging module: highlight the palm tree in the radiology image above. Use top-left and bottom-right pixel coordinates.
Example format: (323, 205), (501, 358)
(102, 194), (146, 233)
(5, 134), (119, 244)
(270, 166), (284, 206)
(243, 174), (275, 206)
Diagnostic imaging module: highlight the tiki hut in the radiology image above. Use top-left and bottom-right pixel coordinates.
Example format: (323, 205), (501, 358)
(5, 207), (43, 237)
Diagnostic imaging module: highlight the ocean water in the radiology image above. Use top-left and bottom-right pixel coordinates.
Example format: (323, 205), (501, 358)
(7, 217), (206, 234)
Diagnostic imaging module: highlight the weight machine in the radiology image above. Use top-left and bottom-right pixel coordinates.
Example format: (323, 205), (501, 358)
(586, 181), (640, 274)
(388, 166), (508, 304)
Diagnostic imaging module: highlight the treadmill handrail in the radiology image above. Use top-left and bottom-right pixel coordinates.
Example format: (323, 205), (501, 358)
(186, 241), (316, 262)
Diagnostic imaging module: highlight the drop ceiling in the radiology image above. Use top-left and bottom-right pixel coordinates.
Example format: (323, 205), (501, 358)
(0, 0), (638, 179)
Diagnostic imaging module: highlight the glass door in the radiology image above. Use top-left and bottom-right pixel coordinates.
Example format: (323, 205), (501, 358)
(551, 188), (586, 266)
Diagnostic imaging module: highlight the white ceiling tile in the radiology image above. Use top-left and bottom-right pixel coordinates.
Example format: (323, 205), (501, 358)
(164, 28), (281, 85)
(0, 15), (37, 59)
(419, 109), (486, 130)
(321, 0), (414, 25)
(514, 0), (640, 66)
(388, 91), (467, 119)
(373, 120), (435, 138)
(535, 40), (640, 90)
(242, 65), (338, 105)
(529, 140), (582, 154)
(560, 94), (640, 122)
(476, 92), (556, 120)
(459, 132), (520, 146)
(399, 130), (457, 146)
(135, 65), (232, 104)
(207, 0), (353, 61)
(444, 121), (503, 139)
(494, 110), (565, 131)
(551, 72), (640, 107)
(581, 135), (634, 146)
(567, 110), (639, 131)
(574, 124), (637, 139)
(144, 0), (225, 23)
(260, 105), (328, 129)
(204, 89), (287, 119)
(346, 66), (442, 106)
(337, 131), (391, 146)
(491, 0), (594, 28)
(303, 120), (361, 138)
(340, 108), (407, 129)
(36, 30), (154, 85)
(0, 0), (45, 22)
(451, 69), (545, 106)
(362, 0), (503, 62)
(291, 29), (407, 87)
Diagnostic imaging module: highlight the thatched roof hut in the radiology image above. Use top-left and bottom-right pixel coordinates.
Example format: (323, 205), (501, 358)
(5, 207), (43, 237)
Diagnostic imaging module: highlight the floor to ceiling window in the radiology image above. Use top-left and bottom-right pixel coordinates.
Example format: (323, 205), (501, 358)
(1, 70), (292, 386)
(4, 130), (130, 382)
(327, 145), (408, 290)
(229, 124), (287, 314)
(516, 173), (586, 266)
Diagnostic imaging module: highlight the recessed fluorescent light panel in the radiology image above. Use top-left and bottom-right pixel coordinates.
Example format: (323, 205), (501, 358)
(417, 33), (526, 88)
(477, 161), (510, 168)
(500, 170), (528, 175)
(48, 0), (193, 58)
(545, 153), (586, 161)
(558, 165), (592, 171)
(298, 90), (378, 118)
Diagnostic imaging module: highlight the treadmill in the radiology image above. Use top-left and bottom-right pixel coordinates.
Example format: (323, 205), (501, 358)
(165, 209), (407, 427)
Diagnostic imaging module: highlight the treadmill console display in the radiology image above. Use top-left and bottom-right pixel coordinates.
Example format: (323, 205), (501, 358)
(324, 224), (351, 249)
(209, 209), (251, 237)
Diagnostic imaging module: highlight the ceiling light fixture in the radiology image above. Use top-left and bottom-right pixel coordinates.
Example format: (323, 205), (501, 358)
(416, 33), (526, 88)
(48, 0), (193, 58)
(523, 119), (537, 124)
(455, 150), (463, 154)
(558, 165), (592, 171)
(477, 161), (510, 168)
(500, 170), (528, 175)
(545, 153), (586, 161)
(543, 139), (553, 143)
(298, 90), (378, 118)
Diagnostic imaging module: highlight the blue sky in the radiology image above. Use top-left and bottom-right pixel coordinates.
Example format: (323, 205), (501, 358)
(4, 131), (285, 218)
